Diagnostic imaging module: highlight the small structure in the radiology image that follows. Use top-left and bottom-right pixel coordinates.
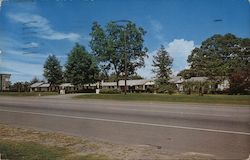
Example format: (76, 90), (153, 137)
(0, 73), (11, 91)
(217, 79), (230, 91)
(30, 82), (50, 92)
(101, 79), (155, 92)
(83, 83), (98, 90)
(59, 83), (75, 94)
(101, 81), (117, 89)
(186, 77), (208, 82)
(30, 82), (44, 92)
(39, 83), (50, 92)
(169, 76), (184, 92)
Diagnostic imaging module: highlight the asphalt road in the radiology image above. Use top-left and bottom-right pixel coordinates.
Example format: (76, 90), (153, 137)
(0, 95), (249, 159)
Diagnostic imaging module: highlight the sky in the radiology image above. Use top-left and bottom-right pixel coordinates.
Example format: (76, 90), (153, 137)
(0, 0), (249, 82)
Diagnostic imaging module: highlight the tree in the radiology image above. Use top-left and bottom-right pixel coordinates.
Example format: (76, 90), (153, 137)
(127, 74), (144, 80)
(43, 55), (63, 85)
(177, 69), (194, 79)
(65, 43), (99, 86)
(187, 33), (249, 80)
(90, 21), (148, 87)
(106, 72), (143, 82)
(229, 66), (250, 94)
(10, 81), (30, 92)
(152, 45), (173, 84)
(30, 77), (40, 84)
(186, 33), (250, 94)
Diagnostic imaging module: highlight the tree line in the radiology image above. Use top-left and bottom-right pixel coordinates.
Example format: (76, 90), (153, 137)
(10, 21), (250, 94)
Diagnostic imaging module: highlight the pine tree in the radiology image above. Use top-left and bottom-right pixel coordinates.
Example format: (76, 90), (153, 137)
(65, 43), (99, 86)
(43, 55), (63, 85)
(152, 45), (173, 84)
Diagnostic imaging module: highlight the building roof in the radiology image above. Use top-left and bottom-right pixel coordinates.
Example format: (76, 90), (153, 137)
(102, 79), (154, 87)
(186, 77), (208, 82)
(39, 83), (50, 88)
(60, 83), (74, 87)
(84, 83), (98, 87)
(30, 82), (44, 88)
(119, 79), (152, 86)
(169, 76), (184, 84)
(101, 81), (117, 87)
(145, 81), (155, 85)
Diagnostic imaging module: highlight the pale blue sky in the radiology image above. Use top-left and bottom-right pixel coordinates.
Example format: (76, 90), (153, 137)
(0, 0), (249, 82)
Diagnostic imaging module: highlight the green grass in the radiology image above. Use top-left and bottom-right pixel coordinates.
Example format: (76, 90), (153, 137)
(0, 92), (58, 97)
(0, 140), (68, 160)
(65, 154), (109, 160)
(75, 93), (250, 105)
(0, 140), (109, 160)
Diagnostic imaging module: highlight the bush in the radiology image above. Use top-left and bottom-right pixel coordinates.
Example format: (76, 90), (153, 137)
(146, 86), (155, 93)
(66, 89), (96, 94)
(157, 83), (177, 95)
(100, 88), (121, 94)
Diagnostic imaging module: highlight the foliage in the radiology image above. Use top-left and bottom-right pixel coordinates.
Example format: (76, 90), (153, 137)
(145, 86), (155, 93)
(229, 66), (250, 94)
(0, 140), (109, 160)
(75, 94), (250, 105)
(90, 21), (148, 86)
(106, 72), (143, 82)
(187, 33), (250, 82)
(127, 74), (144, 80)
(156, 83), (177, 95)
(10, 81), (30, 92)
(100, 88), (121, 94)
(65, 43), (99, 86)
(43, 55), (63, 85)
(0, 140), (68, 160)
(30, 77), (40, 84)
(0, 92), (58, 96)
(98, 71), (109, 81)
(180, 33), (250, 94)
(65, 154), (109, 160)
(177, 69), (194, 79)
(66, 89), (96, 94)
(183, 81), (211, 95)
(152, 45), (173, 81)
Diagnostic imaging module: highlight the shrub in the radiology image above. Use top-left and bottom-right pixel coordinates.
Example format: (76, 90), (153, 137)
(66, 89), (96, 94)
(100, 88), (121, 94)
(146, 86), (155, 93)
(157, 83), (177, 95)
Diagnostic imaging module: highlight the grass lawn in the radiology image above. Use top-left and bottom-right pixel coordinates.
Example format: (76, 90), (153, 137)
(0, 92), (58, 97)
(75, 93), (250, 105)
(0, 140), (108, 160)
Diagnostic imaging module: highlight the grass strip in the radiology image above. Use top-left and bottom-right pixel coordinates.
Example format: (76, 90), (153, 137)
(0, 140), (109, 160)
(75, 93), (250, 105)
(0, 92), (58, 97)
(0, 140), (68, 160)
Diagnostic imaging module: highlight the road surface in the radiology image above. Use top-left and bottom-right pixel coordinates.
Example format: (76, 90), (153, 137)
(0, 95), (249, 159)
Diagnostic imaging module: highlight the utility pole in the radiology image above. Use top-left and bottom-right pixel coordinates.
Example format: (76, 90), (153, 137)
(124, 30), (128, 95)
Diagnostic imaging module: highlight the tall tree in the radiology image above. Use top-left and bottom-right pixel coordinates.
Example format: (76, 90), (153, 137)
(90, 21), (148, 87)
(43, 55), (63, 85)
(152, 45), (173, 84)
(177, 69), (194, 79)
(89, 22), (109, 74)
(186, 33), (250, 94)
(65, 43), (99, 86)
(30, 76), (40, 84)
(10, 81), (30, 92)
(187, 33), (249, 80)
